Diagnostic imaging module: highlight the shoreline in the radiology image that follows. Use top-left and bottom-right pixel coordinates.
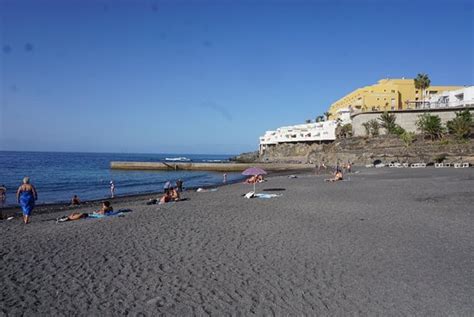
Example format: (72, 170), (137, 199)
(0, 168), (313, 219)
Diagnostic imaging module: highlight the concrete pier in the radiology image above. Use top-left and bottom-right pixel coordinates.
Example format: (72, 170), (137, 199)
(110, 161), (313, 172)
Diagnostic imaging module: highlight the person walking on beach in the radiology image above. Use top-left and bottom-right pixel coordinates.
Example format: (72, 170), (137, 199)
(16, 177), (38, 224)
(110, 180), (115, 198)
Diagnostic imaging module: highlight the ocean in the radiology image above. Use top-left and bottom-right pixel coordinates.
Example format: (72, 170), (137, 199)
(0, 151), (244, 207)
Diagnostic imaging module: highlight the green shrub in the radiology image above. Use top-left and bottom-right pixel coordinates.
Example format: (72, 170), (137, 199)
(399, 131), (415, 148)
(393, 124), (406, 136)
(416, 113), (444, 140)
(446, 109), (472, 140)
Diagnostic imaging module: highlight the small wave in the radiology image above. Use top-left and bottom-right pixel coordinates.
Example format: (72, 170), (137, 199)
(165, 157), (191, 162)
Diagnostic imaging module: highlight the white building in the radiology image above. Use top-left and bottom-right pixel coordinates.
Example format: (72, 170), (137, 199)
(424, 86), (474, 108)
(259, 121), (337, 155)
(336, 107), (352, 125)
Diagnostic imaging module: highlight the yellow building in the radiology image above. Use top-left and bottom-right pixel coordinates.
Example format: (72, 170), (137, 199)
(328, 78), (462, 119)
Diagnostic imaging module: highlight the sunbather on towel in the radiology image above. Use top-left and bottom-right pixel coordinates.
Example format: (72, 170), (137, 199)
(170, 187), (180, 201)
(94, 201), (113, 215)
(159, 190), (172, 204)
(67, 212), (89, 221)
(246, 176), (257, 184)
(325, 171), (343, 182)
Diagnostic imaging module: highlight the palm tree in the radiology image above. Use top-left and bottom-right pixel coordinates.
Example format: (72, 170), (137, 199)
(414, 73), (431, 108)
(378, 112), (397, 134)
(324, 112), (331, 121)
(369, 119), (380, 137)
(315, 116), (324, 123)
(362, 122), (371, 136)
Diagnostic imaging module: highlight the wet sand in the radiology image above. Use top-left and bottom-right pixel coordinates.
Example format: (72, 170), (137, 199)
(1, 168), (473, 315)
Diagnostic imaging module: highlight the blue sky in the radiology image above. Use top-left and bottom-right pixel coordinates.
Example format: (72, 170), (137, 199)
(1, 0), (472, 154)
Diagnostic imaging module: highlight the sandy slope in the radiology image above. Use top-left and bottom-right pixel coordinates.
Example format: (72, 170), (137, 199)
(1, 168), (473, 315)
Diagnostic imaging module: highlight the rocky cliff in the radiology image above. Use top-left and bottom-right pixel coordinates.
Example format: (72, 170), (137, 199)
(256, 137), (474, 165)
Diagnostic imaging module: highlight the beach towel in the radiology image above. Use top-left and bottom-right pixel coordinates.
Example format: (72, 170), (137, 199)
(88, 211), (124, 218)
(254, 193), (282, 199)
(56, 209), (131, 223)
(19, 191), (35, 216)
(196, 188), (218, 192)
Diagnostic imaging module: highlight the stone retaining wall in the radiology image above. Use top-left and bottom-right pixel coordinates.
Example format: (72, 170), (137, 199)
(351, 107), (474, 137)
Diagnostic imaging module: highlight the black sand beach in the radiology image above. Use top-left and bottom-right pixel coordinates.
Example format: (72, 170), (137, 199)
(1, 168), (473, 315)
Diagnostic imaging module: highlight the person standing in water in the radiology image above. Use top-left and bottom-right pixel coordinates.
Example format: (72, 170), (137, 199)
(110, 180), (115, 198)
(223, 173), (227, 183)
(16, 177), (38, 224)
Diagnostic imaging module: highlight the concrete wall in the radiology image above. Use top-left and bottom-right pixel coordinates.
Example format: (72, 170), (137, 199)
(352, 107), (474, 136)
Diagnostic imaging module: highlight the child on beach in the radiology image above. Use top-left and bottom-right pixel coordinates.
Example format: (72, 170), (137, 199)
(110, 181), (115, 198)
(71, 195), (81, 206)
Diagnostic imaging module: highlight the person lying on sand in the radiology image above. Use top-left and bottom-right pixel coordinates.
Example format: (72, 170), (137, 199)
(246, 176), (257, 184)
(94, 201), (113, 215)
(63, 212), (89, 221)
(325, 171), (343, 182)
(57, 202), (129, 223)
(170, 187), (180, 201)
(159, 190), (172, 204)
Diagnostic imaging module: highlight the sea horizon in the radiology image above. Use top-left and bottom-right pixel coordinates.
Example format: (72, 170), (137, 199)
(0, 151), (244, 207)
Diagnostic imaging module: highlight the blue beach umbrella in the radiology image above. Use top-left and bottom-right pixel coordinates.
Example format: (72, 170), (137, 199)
(242, 167), (267, 193)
